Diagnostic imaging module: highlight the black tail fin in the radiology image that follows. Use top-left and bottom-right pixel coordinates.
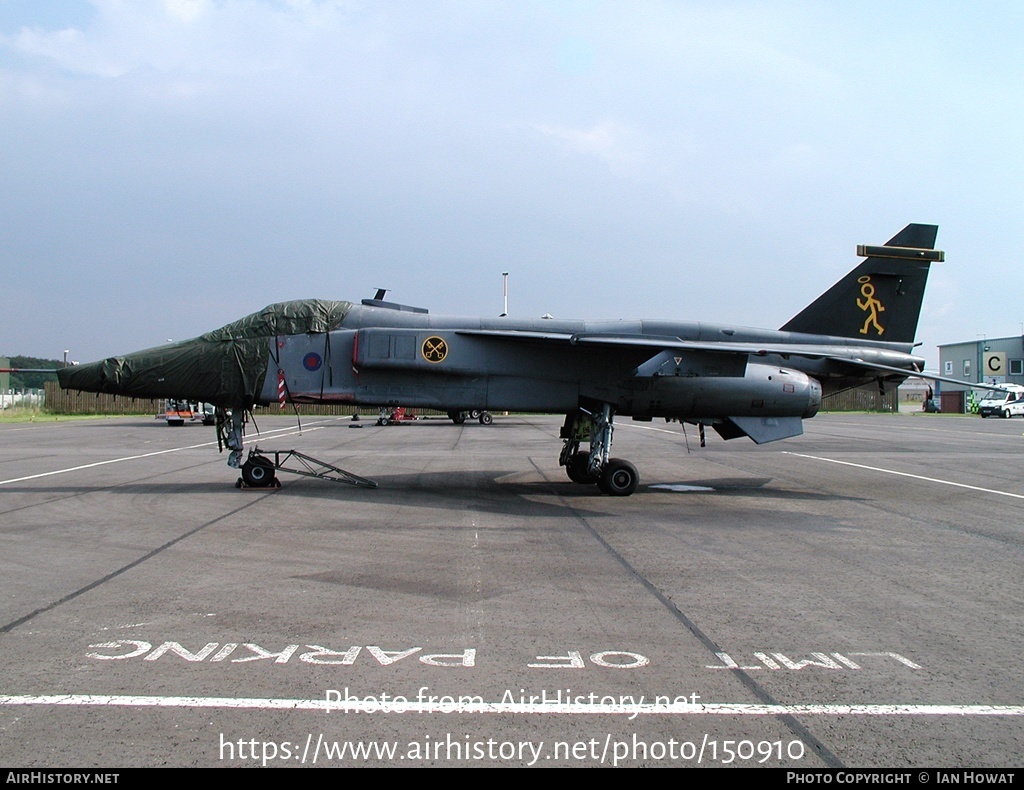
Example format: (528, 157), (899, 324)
(780, 223), (942, 343)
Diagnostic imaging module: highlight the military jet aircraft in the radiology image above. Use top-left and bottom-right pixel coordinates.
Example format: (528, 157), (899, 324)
(59, 223), (944, 496)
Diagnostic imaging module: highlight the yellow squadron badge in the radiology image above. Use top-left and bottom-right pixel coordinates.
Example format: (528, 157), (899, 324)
(856, 276), (885, 336)
(422, 336), (449, 363)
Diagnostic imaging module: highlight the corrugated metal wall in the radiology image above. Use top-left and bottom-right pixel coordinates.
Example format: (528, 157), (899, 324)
(820, 383), (898, 412)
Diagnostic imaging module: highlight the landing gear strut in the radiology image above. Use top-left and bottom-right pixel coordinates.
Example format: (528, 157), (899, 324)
(217, 408), (246, 469)
(558, 404), (639, 496)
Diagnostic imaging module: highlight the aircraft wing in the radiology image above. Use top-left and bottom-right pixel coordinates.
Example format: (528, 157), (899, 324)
(572, 336), (861, 360)
(456, 329), (580, 344)
(569, 336), (1002, 389)
(461, 329), (890, 359)
(459, 329), (1013, 394)
(458, 330), (919, 373)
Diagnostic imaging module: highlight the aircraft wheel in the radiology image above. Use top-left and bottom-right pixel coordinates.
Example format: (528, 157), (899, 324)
(598, 458), (639, 496)
(566, 451), (599, 484)
(449, 411), (466, 425)
(479, 412), (493, 425)
(469, 410), (482, 419)
(241, 458), (276, 488)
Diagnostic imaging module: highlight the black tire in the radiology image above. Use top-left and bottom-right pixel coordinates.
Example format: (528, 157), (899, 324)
(449, 411), (466, 425)
(241, 458), (275, 488)
(1003, 410), (1011, 419)
(479, 412), (493, 425)
(469, 410), (482, 420)
(566, 450), (599, 484)
(598, 458), (639, 496)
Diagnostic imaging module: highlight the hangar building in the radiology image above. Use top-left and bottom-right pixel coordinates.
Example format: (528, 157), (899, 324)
(936, 334), (1024, 413)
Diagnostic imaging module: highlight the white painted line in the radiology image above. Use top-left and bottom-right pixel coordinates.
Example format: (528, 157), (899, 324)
(823, 419), (1015, 438)
(782, 452), (1024, 501)
(1, 694), (1023, 716)
(0, 442), (223, 486)
(649, 484), (715, 493)
(0, 423), (334, 486)
(619, 423), (681, 436)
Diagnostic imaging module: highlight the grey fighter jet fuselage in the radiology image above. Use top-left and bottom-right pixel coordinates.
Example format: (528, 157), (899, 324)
(58, 223), (944, 495)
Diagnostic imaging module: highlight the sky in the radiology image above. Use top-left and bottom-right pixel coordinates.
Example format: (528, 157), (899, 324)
(2, 0), (1023, 368)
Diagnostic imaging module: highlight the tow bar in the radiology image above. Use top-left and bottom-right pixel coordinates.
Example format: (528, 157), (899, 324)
(237, 446), (378, 490)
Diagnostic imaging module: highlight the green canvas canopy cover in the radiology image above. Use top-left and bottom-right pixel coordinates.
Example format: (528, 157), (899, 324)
(58, 300), (352, 408)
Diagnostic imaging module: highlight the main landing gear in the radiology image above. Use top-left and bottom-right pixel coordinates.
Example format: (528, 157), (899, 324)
(448, 410), (493, 425)
(558, 404), (639, 496)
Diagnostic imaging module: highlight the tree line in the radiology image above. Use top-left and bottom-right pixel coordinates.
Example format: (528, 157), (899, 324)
(2, 356), (64, 389)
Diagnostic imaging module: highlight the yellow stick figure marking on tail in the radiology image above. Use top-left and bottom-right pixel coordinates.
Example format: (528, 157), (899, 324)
(857, 275), (885, 336)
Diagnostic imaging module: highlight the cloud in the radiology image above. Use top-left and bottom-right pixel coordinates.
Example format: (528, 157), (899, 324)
(1, 2), (1022, 360)
(6, 0), (359, 83)
(530, 120), (648, 178)
(163, 0), (207, 24)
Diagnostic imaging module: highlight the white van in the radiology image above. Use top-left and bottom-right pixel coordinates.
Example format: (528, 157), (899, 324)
(978, 385), (1024, 418)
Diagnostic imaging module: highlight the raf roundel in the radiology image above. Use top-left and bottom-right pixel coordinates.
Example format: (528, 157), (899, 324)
(303, 352), (323, 372)
(421, 336), (448, 364)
